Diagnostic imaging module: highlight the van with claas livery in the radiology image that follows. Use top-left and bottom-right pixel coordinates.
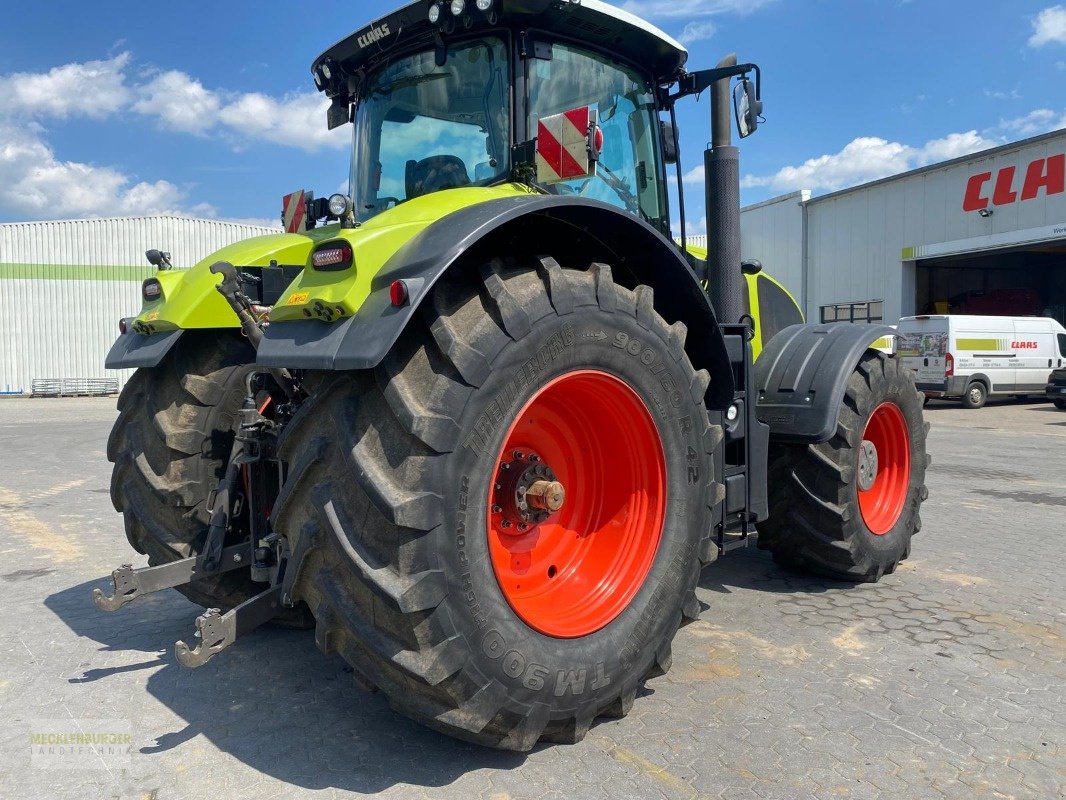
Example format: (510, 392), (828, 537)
(897, 315), (1066, 408)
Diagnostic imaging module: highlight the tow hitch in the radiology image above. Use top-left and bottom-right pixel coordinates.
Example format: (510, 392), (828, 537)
(92, 363), (301, 668)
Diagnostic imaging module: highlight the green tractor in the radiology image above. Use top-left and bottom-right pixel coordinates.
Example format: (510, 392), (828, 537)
(97, 0), (929, 750)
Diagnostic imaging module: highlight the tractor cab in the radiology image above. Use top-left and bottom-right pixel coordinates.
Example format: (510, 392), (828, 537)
(313, 0), (687, 233)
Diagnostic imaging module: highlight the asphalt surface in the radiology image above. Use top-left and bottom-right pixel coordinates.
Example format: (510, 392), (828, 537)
(1, 395), (1064, 799)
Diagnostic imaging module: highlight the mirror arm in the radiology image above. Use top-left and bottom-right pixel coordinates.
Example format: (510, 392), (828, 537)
(668, 63), (760, 104)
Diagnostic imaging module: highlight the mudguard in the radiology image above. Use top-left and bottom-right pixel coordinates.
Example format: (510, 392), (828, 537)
(755, 322), (896, 443)
(257, 195), (737, 409)
(105, 330), (183, 370)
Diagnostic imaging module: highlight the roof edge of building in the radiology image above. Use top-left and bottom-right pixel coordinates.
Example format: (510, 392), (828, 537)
(805, 126), (1066, 206)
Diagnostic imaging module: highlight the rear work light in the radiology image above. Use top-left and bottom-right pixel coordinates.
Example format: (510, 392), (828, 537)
(311, 243), (353, 271)
(142, 278), (162, 302)
(945, 352), (954, 377)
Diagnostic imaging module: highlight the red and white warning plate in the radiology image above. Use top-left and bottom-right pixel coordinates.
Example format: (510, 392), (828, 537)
(536, 106), (601, 184)
(282, 190), (307, 234)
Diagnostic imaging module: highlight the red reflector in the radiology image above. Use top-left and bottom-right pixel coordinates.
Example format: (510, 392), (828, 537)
(945, 352), (954, 377)
(119, 318), (129, 334)
(390, 279), (409, 307)
(312, 244), (353, 268)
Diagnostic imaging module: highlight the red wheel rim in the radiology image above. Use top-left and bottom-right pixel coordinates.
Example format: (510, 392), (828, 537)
(486, 370), (666, 638)
(857, 402), (911, 535)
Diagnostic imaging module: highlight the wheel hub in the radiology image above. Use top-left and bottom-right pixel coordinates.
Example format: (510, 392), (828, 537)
(857, 439), (879, 491)
(492, 451), (564, 531)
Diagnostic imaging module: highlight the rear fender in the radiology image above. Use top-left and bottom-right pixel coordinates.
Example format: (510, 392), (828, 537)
(258, 196), (736, 408)
(755, 322), (897, 443)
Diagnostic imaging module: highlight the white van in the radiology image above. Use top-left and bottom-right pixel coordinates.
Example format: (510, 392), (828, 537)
(896, 315), (1066, 408)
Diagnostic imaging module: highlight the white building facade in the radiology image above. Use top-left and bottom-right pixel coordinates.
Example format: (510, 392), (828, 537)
(0, 216), (277, 394)
(741, 129), (1066, 329)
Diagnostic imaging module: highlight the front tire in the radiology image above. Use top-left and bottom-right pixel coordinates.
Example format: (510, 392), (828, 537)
(273, 259), (720, 750)
(108, 331), (311, 624)
(1053, 399), (1066, 410)
(758, 351), (929, 582)
(108, 332), (261, 610)
(961, 380), (987, 409)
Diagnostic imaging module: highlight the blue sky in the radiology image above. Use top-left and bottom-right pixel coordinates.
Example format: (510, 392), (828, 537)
(2, 0), (1065, 230)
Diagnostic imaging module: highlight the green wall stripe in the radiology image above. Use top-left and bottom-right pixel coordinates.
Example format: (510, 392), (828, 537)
(0, 262), (157, 282)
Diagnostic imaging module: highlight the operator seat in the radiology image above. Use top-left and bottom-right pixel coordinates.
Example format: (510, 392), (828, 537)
(405, 155), (471, 199)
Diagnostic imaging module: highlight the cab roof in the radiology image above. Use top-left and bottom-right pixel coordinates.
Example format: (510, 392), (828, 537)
(312, 0), (688, 93)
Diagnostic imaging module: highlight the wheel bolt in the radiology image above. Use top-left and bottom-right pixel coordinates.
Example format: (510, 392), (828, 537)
(501, 519), (511, 528)
(492, 504), (502, 513)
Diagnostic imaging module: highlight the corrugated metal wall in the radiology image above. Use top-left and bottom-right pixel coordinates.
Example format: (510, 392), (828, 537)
(740, 190), (809, 310)
(0, 216), (278, 394)
(741, 130), (1066, 324)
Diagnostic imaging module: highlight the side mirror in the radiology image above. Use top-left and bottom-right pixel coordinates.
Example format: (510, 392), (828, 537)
(660, 120), (678, 165)
(733, 77), (762, 138)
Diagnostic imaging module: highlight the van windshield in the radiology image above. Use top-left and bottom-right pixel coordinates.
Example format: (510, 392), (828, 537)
(350, 37), (510, 223)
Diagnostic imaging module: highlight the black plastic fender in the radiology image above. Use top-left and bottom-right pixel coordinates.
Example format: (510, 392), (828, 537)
(755, 322), (896, 443)
(104, 329), (183, 370)
(257, 195), (736, 409)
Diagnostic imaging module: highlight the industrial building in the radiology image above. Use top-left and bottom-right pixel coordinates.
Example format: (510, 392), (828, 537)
(741, 128), (1066, 328)
(0, 216), (277, 394)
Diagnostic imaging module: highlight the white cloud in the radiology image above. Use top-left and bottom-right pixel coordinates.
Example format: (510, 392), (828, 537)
(133, 70), (221, 134)
(1029, 5), (1066, 47)
(683, 164), (705, 184)
(0, 51), (345, 219)
(996, 108), (1066, 137)
(0, 52), (131, 119)
(678, 21), (718, 44)
(621, 0), (774, 19)
(0, 122), (185, 217)
(217, 91), (345, 152)
(743, 130), (998, 194)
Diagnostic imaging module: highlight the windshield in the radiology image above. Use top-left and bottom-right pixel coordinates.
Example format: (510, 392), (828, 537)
(528, 43), (664, 227)
(351, 37), (510, 223)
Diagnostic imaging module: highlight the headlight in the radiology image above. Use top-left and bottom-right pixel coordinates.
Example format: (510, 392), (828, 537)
(328, 193), (352, 217)
(451, 0), (465, 15)
(428, 2), (441, 23)
(475, 0), (492, 10)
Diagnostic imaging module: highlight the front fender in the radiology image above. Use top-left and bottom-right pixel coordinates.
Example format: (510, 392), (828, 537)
(755, 322), (896, 443)
(258, 195), (736, 409)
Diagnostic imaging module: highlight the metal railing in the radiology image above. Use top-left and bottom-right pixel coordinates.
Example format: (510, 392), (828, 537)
(30, 378), (119, 397)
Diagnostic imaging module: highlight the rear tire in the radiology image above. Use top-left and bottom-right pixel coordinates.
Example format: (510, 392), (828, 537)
(757, 351), (929, 582)
(108, 331), (311, 624)
(273, 258), (720, 750)
(961, 380), (987, 409)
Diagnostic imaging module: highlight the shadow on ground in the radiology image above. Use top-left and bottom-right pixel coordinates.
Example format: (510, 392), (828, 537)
(698, 543), (851, 597)
(44, 580), (524, 793)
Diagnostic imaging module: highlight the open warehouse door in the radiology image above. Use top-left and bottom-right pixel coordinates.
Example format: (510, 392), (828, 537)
(916, 239), (1066, 324)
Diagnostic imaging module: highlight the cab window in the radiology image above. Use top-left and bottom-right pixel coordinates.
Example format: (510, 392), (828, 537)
(527, 43), (664, 227)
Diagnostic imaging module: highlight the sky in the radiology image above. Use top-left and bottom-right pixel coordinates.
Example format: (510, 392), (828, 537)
(1, 1), (1066, 231)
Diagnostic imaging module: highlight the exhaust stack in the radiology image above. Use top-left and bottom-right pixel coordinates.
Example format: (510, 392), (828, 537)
(706, 53), (744, 326)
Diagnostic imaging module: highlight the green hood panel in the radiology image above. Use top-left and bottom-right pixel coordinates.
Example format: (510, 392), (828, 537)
(133, 184), (536, 331)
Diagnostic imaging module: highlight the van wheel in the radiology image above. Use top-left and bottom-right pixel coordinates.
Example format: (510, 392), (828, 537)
(961, 381), (987, 409)
(1054, 399), (1066, 410)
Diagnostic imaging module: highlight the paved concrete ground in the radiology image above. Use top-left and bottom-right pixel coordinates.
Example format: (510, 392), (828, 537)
(1, 395), (1063, 799)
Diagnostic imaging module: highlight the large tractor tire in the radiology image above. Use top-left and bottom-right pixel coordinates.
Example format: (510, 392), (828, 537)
(757, 351), (929, 582)
(108, 330), (310, 623)
(273, 258), (721, 750)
